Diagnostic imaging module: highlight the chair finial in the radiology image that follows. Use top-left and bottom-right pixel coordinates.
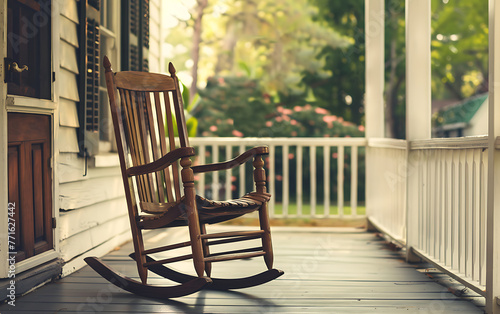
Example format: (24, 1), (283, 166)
(103, 56), (112, 72)
(169, 62), (176, 77)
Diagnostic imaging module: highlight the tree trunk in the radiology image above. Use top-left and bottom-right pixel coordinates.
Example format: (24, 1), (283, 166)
(190, 0), (209, 102)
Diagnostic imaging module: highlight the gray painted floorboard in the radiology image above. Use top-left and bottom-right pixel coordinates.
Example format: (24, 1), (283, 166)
(0, 227), (484, 313)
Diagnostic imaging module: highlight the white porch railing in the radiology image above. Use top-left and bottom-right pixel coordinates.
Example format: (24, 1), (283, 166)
(367, 136), (489, 296)
(366, 138), (407, 245)
(408, 137), (489, 294)
(189, 137), (366, 219)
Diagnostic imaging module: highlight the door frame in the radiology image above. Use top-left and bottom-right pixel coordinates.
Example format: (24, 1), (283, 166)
(0, 0), (60, 278)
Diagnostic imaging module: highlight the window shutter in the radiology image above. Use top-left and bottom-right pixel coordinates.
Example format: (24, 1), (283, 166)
(78, 0), (101, 157)
(122, 0), (149, 72)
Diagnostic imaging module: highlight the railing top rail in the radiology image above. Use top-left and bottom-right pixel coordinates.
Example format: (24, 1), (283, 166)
(189, 137), (367, 146)
(410, 135), (488, 150)
(367, 138), (407, 149)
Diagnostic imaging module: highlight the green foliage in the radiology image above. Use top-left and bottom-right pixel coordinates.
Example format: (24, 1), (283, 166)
(431, 0), (488, 100)
(166, 83), (199, 138)
(195, 75), (365, 139)
(196, 75), (275, 137)
(303, 0), (365, 127)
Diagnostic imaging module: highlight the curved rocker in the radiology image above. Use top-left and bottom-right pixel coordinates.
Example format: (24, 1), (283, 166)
(129, 253), (284, 290)
(84, 257), (212, 299)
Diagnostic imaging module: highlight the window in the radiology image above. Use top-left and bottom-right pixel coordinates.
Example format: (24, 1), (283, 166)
(77, 0), (149, 157)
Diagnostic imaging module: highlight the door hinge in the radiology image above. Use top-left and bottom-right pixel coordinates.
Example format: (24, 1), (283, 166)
(52, 71), (56, 82)
(52, 217), (57, 228)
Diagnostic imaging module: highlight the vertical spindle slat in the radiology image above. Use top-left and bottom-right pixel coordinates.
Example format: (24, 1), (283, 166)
(212, 145), (219, 201)
(283, 144), (289, 217)
(197, 145), (206, 198)
(296, 145), (303, 217)
(239, 144), (245, 200)
(337, 146), (344, 217)
(269, 145), (276, 217)
(351, 146), (358, 217)
(310, 146), (317, 217)
(225, 145), (232, 201)
(324, 145), (330, 217)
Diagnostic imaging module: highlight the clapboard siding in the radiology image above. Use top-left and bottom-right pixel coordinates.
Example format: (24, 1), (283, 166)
(58, 68), (80, 102)
(59, 98), (79, 128)
(60, 41), (79, 74)
(59, 0), (79, 24)
(59, 214), (130, 262)
(149, 0), (162, 71)
(58, 153), (85, 183)
(60, 16), (79, 47)
(59, 175), (124, 210)
(58, 126), (80, 153)
(59, 197), (128, 241)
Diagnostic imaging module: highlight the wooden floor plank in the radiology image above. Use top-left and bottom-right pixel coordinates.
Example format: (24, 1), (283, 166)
(0, 227), (484, 313)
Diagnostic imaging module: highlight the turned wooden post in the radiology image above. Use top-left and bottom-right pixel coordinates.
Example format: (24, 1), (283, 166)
(253, 155), (274, 269)
(181, 157), (205, 277)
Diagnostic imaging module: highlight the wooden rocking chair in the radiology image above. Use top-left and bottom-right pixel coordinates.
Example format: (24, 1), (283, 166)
(84, 56), (283, 299)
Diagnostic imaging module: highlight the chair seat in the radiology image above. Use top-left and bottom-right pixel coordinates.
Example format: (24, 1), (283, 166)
(140, 192), (271, 227)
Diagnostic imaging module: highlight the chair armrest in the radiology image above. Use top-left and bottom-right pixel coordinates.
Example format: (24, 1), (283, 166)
(192, 146), (269, 174)
(126, 147), (196, 176)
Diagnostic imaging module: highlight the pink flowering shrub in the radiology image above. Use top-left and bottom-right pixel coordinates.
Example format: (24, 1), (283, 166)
(264, 105), (364, 138)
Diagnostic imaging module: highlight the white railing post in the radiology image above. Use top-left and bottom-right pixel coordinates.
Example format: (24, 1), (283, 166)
(405, 0), (431, 262)
(487, 0), (500, 312)
(365, 0), (385, 226)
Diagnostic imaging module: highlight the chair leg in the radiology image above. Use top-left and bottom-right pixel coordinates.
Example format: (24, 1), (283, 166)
(181, 157), (205, 277)
(253, 155), (274, 269)
(259, 202), (274, 269)
(200, 224), (212, 277)
(130, 224), (148, 284)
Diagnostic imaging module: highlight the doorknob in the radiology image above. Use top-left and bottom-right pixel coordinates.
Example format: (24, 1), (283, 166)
(4, 58), (29, 83)
(8, 61), (28, 73)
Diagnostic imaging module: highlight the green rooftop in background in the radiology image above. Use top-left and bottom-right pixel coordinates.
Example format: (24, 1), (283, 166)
(436, 93), (488, 126)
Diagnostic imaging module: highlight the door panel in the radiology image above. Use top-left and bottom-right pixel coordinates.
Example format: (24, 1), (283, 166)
(8, 113), (53, 262)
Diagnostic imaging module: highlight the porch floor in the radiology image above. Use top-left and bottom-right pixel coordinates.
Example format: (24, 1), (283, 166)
(0, 226), (485, 313)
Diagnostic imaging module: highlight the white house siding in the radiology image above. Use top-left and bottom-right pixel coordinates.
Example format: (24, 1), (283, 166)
(56, 0), (163, 276)
(465, 98), (489, 136)
(149, 0), (163, 72)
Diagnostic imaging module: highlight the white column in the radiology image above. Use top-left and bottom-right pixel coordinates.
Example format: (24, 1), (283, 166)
(405, 0), (431, 141)
(486, 0), (500, 312)
(365, 0), (385, 226)
(365, 0), (385, 139)
(405, 0), (431, 262)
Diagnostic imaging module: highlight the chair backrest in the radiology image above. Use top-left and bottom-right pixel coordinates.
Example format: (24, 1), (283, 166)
(103, 56), (189, 213)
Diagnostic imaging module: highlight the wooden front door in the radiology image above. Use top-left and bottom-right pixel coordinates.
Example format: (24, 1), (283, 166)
(5, 0), (54, 263)
(8, 113), (53, 262)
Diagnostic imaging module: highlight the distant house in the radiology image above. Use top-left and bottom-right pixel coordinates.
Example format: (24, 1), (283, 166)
(432, 93), (488, 137)
(1, 0), (163, 300)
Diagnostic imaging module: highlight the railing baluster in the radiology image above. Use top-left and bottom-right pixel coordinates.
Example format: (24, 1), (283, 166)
(324, 145), (330, 217)
(225, 145), (232, 201)
(239, 144), (245, 200)
(212, 144), (219, 201)
(310, 146), (317, 217)
(297, 145), (303, 217)
(269, 144), (276, 217)
(480, 149), (487, 286)
(337, 146), (344, 217)
(197, 145), (206, 198)
(283, 144), (289, 217)
(351, 146), (358, 217)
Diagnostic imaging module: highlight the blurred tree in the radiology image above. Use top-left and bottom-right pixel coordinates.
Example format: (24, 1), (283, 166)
(431, 0), (488, 100)
(303, 0), (365, 128)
